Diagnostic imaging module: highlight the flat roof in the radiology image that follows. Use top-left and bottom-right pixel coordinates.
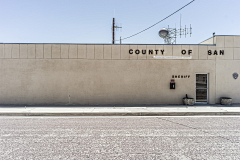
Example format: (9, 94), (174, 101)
(1, 35), (239, 45)
(0, 43), (217, 46)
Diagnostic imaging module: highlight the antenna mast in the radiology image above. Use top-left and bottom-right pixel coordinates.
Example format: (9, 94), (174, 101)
(158, 15), (192, 44)
(112, 18), (122, 44)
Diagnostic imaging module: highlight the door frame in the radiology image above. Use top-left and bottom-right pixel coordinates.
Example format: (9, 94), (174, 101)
(195, 73), (209, 104)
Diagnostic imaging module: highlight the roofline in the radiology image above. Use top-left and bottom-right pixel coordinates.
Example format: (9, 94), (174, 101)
(199, 36), (214, 44)
(0, 43), (216, 46)
(199, 35), (240, 44)
(213, 35), (240, 36)
(1, 35), (239, 45)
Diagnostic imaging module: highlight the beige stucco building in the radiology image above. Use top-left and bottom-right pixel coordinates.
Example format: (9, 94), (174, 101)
(0, 35), (239, 105)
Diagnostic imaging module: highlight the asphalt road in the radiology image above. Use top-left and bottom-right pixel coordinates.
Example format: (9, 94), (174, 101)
(1, 116), (240, 160)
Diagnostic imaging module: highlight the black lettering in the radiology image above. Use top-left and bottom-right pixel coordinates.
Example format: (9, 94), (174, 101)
(208, 50), (212, 55)
(161, 50), (164, 55)
(214, 50), (218, 55)
(135, 49), (140, 54)
(129, 49), (133, 54)
(155, 50), (159, 55)
(220, 50), (224, 55)
(149, 50), (153, 54)
(188, 50), (192, 55)
(142, 50), (146, 54)
(184, 75), (187, 78)
(188, 75), (190, 78)
(181, 75), (183, 78)
(172, 75), (174, 78)
(178, 75), (180, 78)
(175, 75), (177, 78)
(181, 50), (186, 55)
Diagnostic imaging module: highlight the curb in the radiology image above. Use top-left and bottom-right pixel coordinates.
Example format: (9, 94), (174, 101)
(1, 112), (240, 116)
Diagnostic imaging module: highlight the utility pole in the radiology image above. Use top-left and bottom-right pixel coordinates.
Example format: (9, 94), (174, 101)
(112, 18), (122, 44)
(112, 18), (115, 44)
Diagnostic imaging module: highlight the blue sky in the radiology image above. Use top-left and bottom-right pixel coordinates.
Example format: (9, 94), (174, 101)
(0, 0), (239, 44)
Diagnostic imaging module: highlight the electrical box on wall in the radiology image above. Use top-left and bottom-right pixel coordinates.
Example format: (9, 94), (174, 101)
(170, 79), (175, 89)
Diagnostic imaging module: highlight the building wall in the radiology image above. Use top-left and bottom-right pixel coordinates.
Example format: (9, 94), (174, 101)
(200, 36), (216, 45)
(0, 35), (239, 105)
(215, 36), (240, 104)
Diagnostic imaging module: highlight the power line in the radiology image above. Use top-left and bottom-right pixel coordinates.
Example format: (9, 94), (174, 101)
(118, 0), (195, 41)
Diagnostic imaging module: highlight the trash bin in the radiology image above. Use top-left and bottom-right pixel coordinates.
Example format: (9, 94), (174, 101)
(183, 94), (195, 105)
(220, 97), (232, 105)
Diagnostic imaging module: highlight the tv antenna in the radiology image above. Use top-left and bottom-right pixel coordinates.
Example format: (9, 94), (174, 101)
(158, 15), (192, 44)
(112, 18), (122, 44)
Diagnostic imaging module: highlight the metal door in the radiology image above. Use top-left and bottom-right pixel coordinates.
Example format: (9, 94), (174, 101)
(195, 74), (208, 103)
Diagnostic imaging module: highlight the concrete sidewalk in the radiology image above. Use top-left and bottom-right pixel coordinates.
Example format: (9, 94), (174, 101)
(1, 104), (240, 116)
